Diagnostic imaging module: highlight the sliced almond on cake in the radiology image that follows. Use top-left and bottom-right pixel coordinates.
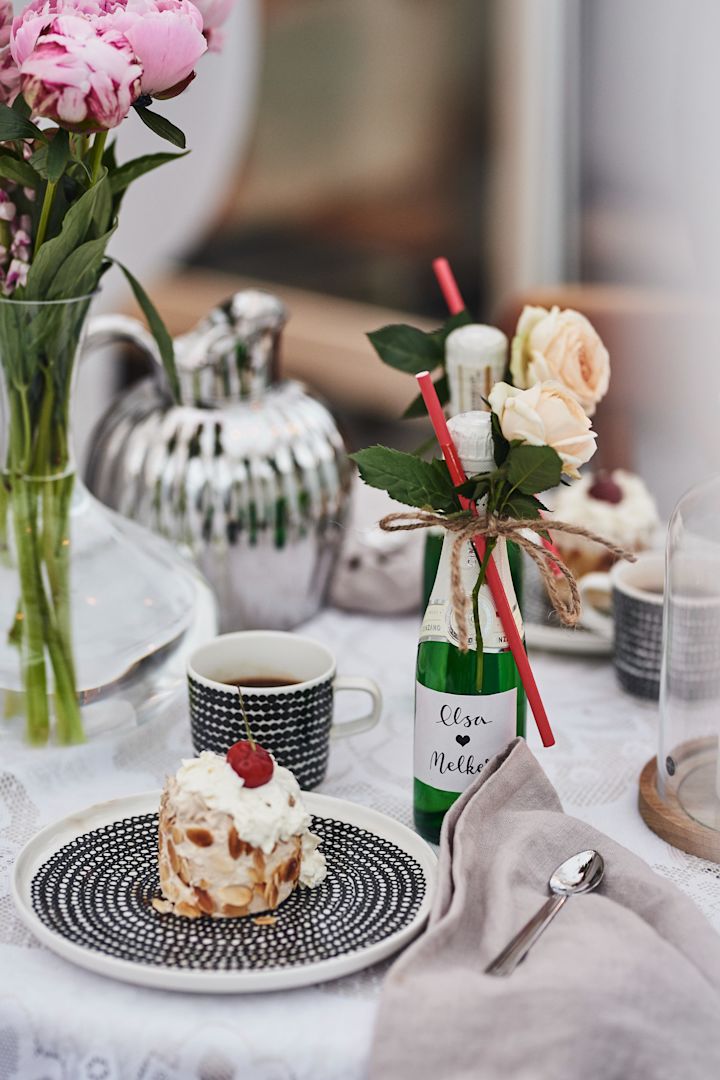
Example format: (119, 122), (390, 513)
(219, 884), (252, 907)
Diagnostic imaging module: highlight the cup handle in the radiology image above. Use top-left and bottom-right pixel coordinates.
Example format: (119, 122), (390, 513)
(331, 676), (382, 739)
(577, 571), (614, 639)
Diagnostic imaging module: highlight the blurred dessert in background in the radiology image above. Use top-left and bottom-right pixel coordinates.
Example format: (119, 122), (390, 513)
(552, 469), (660, 581)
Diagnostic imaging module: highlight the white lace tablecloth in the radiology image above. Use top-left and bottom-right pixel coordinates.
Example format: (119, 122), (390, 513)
(2, 610), (719, 1080)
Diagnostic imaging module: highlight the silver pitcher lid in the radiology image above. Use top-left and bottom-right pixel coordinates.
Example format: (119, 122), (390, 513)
(173, 289), (288, 406)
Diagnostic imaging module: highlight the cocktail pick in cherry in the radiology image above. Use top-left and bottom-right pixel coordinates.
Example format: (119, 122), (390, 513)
(226, 687), (274, 787)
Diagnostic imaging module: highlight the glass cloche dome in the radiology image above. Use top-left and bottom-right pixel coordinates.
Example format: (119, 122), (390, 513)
(653, 475), (720, 859)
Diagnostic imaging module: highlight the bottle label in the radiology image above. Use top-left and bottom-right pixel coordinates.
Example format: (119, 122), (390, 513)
(450, 364), (496, 413)
(420, 536), (522, 652)
(448, 354), (506, 415)
(414, 682), (517, 793)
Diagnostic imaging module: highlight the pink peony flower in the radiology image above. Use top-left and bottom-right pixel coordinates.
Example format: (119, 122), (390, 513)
(0, 0), (13, 50)
(20, 14), (143, 131)
(11, 1), (115, 67)
(0, 0), (19, 103)
(0, 46), (20, 105)
(192, 0), (232, 51)
(11, 0), (209, 115)
(99, 0), (207, 98)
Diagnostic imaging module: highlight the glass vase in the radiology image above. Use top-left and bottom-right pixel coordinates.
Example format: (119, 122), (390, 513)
(0, 296), (215, 747)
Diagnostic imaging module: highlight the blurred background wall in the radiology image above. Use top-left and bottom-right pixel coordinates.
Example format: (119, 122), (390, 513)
(80, 0), (720, 517)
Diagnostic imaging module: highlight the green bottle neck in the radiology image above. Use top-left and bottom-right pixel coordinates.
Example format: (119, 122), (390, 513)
(421, 530), (522, 654)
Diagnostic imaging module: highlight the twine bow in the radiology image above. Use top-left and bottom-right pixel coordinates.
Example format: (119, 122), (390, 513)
(379, 510), (637, 652)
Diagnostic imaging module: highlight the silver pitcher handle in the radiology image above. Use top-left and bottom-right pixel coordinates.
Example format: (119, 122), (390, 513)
(84, 313), (163, 372)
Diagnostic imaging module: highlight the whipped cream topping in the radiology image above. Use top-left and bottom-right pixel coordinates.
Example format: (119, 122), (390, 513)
(174, 751), (318, 859)
(551, 469), (659, 550)
(299, 832), (327, 888)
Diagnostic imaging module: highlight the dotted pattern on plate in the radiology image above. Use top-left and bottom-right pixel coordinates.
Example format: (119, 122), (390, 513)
(30, 814), (426, 971)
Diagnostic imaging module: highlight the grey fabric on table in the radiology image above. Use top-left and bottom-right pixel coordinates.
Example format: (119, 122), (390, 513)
(370, 739), (720, 1080)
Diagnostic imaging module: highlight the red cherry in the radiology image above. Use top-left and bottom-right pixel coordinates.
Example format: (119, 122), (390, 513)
(588, 473), (623, 505)
(226, 740), (274, 788)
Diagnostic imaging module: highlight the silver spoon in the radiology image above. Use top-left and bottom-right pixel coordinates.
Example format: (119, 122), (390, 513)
(485, 849), (605, 976)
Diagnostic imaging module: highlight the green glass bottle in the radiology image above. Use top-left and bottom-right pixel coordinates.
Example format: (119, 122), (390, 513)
(414, 412), (526, 843)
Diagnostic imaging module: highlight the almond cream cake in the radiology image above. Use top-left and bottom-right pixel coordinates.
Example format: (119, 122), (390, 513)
(155, 746), (327, 919)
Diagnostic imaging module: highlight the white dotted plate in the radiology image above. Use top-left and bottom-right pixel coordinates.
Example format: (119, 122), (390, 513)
(12, 791), (437, 993)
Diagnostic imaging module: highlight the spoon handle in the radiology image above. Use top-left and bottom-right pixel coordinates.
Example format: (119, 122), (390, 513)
(485, 894), (568, 976)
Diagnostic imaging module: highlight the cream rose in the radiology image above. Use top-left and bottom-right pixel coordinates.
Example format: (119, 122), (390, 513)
(510, 305), (609, 417)
(488, 380), (597, 479)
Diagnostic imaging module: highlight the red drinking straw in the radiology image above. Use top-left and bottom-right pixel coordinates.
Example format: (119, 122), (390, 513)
(416, 370), (555, 748)
(432, 256), (465, 316)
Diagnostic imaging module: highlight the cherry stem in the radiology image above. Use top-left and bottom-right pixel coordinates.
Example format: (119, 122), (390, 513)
(236, 687), (256, 750)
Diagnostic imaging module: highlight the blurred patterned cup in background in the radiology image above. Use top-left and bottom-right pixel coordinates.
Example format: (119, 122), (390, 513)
(578, 553), (665, 699)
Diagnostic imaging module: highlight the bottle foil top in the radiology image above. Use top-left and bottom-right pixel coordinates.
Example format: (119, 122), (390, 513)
(447, 411), (495, 475)
(445, 324), (507, 370)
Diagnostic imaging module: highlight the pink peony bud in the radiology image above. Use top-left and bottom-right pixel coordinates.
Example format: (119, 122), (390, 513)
(20, 14), (143, 131)
(192, 0), (232, 51)
(102, 0), (207, 99)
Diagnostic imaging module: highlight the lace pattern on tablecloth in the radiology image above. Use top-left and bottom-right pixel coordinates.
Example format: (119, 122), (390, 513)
(1, 611), (718, 1080)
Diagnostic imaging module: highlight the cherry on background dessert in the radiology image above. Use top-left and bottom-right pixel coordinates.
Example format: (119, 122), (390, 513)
(552, 469), (659, 580)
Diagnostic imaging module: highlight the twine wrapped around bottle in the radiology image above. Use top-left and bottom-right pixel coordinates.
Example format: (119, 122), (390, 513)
(379, 510), (637, 651)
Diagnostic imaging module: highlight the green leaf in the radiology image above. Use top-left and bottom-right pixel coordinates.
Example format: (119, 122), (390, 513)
(430, 308), (473, 348)
(350, 446), (459, 514)
(506, 444), (562, 495)
(29, 143), (48, 179)
(109, 150), (189, 197)
(47, 128), (71, 183)
(367, 324), (443, 375)
(501, 492), (548, 521)
(102, 139), (118, 171)
(89, 169), (113, 235)
(11, 95), (31, 120)
(48, 226), (116, 300)
(402, 374), (449, 419)
(24, 176), (111, 299)
(411, 433), (439, 458)
(456, 473), (492, 501)
(0, 150), (42, 188)
(491, 410), (510, 467)
(111, 259), (180, 402)
(134, 105), (187, 149)
(0, 102), (45, 143)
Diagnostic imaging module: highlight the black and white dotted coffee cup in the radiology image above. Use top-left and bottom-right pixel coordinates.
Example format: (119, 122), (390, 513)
(578, 552), (664, 700)
(187, 631), (382, 789)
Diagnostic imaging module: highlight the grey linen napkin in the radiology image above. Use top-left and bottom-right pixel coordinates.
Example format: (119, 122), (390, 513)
(370, 739), (720, 1080)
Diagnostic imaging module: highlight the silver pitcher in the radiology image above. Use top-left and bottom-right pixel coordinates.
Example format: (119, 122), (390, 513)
(85, 290), (351, 632)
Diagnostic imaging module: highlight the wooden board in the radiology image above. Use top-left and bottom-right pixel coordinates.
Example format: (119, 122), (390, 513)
(639, 755), (720, 862)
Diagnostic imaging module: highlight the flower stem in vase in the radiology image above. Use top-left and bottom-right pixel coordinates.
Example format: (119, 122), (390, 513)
(4, 344), (83, 745)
